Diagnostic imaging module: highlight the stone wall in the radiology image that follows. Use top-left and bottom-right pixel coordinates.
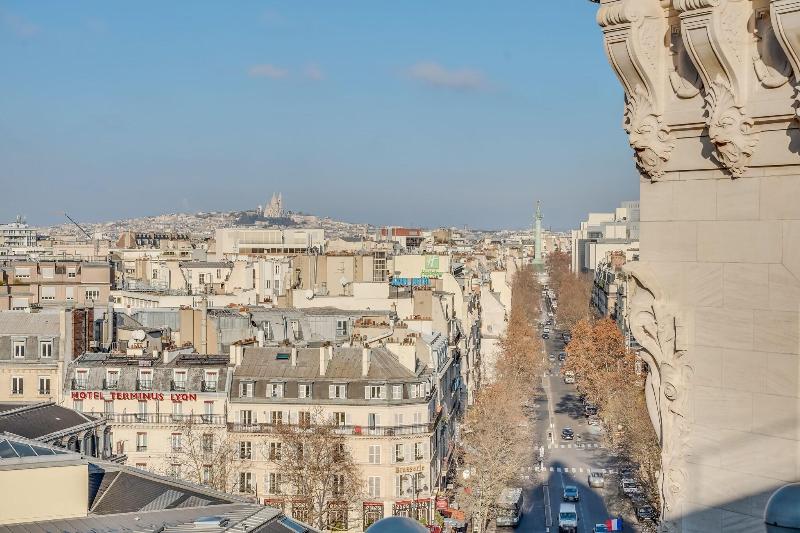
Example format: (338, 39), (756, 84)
(594, 1), (800, 531)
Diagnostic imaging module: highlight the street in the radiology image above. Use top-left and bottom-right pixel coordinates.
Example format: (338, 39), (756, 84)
(515, 304), (643, 533)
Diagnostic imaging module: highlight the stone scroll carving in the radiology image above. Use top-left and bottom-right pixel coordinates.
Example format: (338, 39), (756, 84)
(669, 26), (703, 99)
(598, 0), (675, 181)
(771, 0), (800, 120)
(753, 9), (792, 89)
(625, 263), (692, 533)
(676, 0), (759, 177)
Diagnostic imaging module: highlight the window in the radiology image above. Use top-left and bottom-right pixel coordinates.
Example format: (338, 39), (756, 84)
(274, 279), (280, 292)
(264, 279), (271, 289)
(367, 385), (386, 400)
(216, 268), (222, 279)
(172, 401), (183, 420)
(239, 472), (253, 493)
(137, 400), (147, 422)
(14, 267), (30, 279)
(65, 287), (74, 300)
(394, 414), (404, 426)
(136, 432), (147, 452)
(198, 273), (206, 285)
(290, 319), (299, 337)
(394, 443), (405, 462)
(67, 267), (76, 278)
(333, 412), (346, 426)
(73, 399), (83, 411)
(104, 400), (114, 416)
(239, 381), (254, 398)
(298, 383), (312, 399)
(203, 401), (214, 422)
(332, 474), (345, 498)
(74, 369), (88, 389)
(38, 377), (50, 395)
(239, 410), (253, 426)
(203, 371), (218, 391)
(414, 412), (423, 425)
(138, 370), (152, 391)
(269, 442), (282, 460)
(415, 442), (424, 460)
(267, 383), (284, 398)
(105, 370), (119, 389)
(173, 370), (187, 391)
(336, 319), (348, 336)
(41, 286), (56, 301)
(367, 413), (380, 430)
(11, 377), (23, 395)
(267, 472), (283, 495)
(410, 383), (424, 399)
(368, 476), (381, 498)
(202, 433), (213, 453)
(39, 340), (53, 358)
(170, 463), (181, 478)
(13, 340), (25, 359)
(368, 445), (381, 465)
(202, 465), (212, 484)
(298, 411), (311, 428)
(239, 441), (252, 459)
(263, 321), (273, 340)
(393, 384), (403, 400)
(329, 384), (346, 399)
(85, 288), (100, 301)
(152, 269), (159, 279)
(171, 433), (182, 452)
(270, 410), (283, 425)
(41, 267), (54, 279)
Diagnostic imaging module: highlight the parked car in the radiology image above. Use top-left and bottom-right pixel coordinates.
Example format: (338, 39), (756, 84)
(636, 504), (657, 522)
(621, 478), (642, 496)
(558, 351), (567, 362)
(561, 427), (574, 440)
(562, 332), (572, 343)
(548, 353), (557, 362)
(588, 472), (605, 488)
(564, 371), (575, 384)
(587, 416), (601, 426)
(542, 333), (550, 339)
(584, 404), (598, 417)
(562, 485), (580, 502)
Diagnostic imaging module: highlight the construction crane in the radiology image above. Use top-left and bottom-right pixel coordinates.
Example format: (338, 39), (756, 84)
(64, 213), (100, 258)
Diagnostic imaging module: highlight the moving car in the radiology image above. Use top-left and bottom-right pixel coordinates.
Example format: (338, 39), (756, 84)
(558, 503), (578, 533)
(621, 478), (642, 496)
(588, 471), (605, 488)
(548, 353), (557, 362)
(542, 333), (550, 339)
(561, 427), (574, 440)
(563, 371), (575, 384)
(562, 485), (580, 502)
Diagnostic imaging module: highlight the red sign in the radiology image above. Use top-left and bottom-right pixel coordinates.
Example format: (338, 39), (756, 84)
(70, 391), (197, 402)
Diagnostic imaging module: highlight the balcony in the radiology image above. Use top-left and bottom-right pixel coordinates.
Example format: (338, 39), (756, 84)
(72, 378), (89, 390)
(171, 380), (187, 392)
(102, 379), (119, 390)
(136, 380), (153, 391)
(201, 380), (218, 392)
(101, 413), (225, 425)
(136, 445), (147, 452)
(227, 422), (432, 436)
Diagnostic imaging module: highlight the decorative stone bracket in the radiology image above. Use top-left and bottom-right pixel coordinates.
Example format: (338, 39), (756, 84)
(675, 0), (760, 177)
(624, 263), (691, 533)
(772, 0), (800, 120)
(598, 0), (675, 181)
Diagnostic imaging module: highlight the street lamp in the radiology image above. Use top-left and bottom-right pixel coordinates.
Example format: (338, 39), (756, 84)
(404, 473), (429, 523)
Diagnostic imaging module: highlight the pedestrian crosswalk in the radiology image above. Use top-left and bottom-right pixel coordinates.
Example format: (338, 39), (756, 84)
(547, 443), (602, 449)
(536, 465), (618, 474)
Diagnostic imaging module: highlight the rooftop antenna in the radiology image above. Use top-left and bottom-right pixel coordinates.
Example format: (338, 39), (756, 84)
(64, 212), (100, 258)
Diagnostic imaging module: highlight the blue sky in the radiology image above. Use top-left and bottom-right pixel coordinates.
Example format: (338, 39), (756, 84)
(0, 1), (638, 230)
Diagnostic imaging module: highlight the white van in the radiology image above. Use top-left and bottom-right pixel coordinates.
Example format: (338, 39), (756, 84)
(558, 502), (578, 532)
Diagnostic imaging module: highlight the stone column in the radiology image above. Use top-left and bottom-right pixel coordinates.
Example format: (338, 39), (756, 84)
(593, 1), (800, 531)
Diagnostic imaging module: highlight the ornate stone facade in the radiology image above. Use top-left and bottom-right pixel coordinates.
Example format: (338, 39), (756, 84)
(594, 1), (800, 531)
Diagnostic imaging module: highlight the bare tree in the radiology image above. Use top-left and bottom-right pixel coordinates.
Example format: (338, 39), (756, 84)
(556, 273), (593, 330)
(456, 384), (530, 533)
(165, 419), (245, 494)
(269, 408), (363, 531)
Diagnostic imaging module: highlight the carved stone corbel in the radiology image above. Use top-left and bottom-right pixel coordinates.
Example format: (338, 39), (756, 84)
(771, 0), (800, 119)
(675, 0), (759, 177)
(624, 263), (692, 533)
(598, 0), (675, 181)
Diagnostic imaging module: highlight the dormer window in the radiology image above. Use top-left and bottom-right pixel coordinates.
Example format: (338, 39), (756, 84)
(366, 384), (386, 400)
(173, 370), (187, 391)
(239, 381), (254, 398)
(267, 383), (284, 399)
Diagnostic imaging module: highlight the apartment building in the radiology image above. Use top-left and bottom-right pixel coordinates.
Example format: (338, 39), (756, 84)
(214, 228), (325, 257)
(590, 250), (627, 319)
(0, 221), (37, 248)
(228, 344), (435, 529)
(570, 201), (640, 273)
(0, 309), (93, 403)
(65, 350), (232, 473)
(0, 260), (112, 310)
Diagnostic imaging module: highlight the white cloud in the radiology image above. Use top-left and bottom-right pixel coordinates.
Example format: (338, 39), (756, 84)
(248, 64), (288, 79)
(408, 61), (487, 91)
(303, 63), (325, 81)
(2, 12), (40, 38)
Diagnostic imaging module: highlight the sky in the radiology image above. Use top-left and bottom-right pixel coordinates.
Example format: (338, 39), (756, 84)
(0, 1), (638, 231)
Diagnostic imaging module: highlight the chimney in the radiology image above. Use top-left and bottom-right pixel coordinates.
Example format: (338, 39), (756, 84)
(230, 343), (244, 366)
(362, 348), (371, 377)
(319, 346), (328, 376)
(291, 347), (297, 367)
(199, 297), (208, 355)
